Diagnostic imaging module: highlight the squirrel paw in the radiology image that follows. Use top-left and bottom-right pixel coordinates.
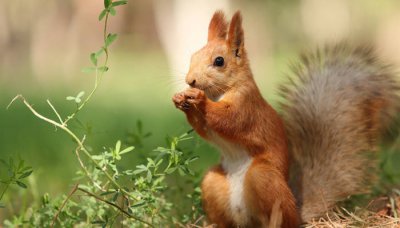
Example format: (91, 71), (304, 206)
(172, 88), (205, 111)
(183, 88), (206, 105)
(172, 92), (189, 110)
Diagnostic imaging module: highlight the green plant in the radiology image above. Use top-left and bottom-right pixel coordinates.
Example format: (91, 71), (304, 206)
(4, 0), (203, 227)
(0, 157), (33, 206)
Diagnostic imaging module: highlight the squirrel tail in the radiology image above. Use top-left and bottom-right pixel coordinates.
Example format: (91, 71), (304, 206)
(279, 43), (400, 221)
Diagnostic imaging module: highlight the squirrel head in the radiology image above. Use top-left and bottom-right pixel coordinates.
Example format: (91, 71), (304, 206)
(185, 11), (251, 100)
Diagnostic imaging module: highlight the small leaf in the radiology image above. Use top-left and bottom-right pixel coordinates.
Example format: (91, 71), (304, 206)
(66, 96), (75, 101)
(111, 1), (127, 7)
(16, 181), (27, 189)
(115, 141), (121, 153)
(105, 34), (118, 47)
(187, 156), (199, 163)
(133, 169), (146, 175)
(146, 170), (152, 182)
(98, 66), (109, 73)
(91, 155), (103, 160)
(92, 221), (106, 225)
(112, 192), (119, 202)
(104, 0), (112, 8)
(100, 191), (116, 196)
(109, 7), (116, 16)
(81, 67), (96, 73)
(99, 9), (107, 21)
(90, 53), (97, 66)
(119, 146), (134, 155)
(165, 167), (177, 174)
(76, 91), (85, 99)
(131, 200), (146, 208)
(18, 170), (33, 179)
(96, 48), (105, 58)
(75, 97), (82, 103)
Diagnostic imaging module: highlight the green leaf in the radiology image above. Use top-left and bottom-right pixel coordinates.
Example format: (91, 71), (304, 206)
(109, 7), (116, 16)
(91, 155), (103, 160)
(100, 190), (116, 196)
(17, 159), (24, 170)
(165, 167), (177, 174)
(115, 140), (121, 153)
(16, 181), (27, 189)
(112, 192), (119, 202)
(0, 202), (4, 208)
(90, 53), (97, 66)
(104, 0), (112, 8)
(147, 158), (155, 166)
(98, 66), (109, 73)
(133, 169), (146, 175)
(111, 1), (127, 7)
(81, 67), (96, 73)
(131, 200), (146, 208)
(66, 96), (75, 101)
(76, 91), (85, 99)
(105, 33), (118, 47)
(187, 156), (199, 163)
(98, 9), (107, 21)
(18, 170), (33, 179)
(96, 48), (105, 58)
(120, 146), (134, 155)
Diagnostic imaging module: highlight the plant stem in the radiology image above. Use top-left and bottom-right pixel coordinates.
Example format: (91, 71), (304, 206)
(78, 187), (153, 227)
(51, 183), (79, 228)
(63, 12), (110, 126)
(0, 182), (10, 201)
(9, 95), (139, 202)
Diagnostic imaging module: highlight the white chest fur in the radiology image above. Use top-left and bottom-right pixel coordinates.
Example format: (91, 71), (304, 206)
(208, 131), (253, 226)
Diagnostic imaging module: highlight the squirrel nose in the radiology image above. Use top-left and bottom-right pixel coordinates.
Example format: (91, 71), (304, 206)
(189, 79), (196, 87)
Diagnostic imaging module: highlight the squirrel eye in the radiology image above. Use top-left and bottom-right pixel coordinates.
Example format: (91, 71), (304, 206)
(213, 56), (224, 67)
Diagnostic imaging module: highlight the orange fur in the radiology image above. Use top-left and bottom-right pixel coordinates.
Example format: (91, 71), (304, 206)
(173, 10), (400, 226)
(208, 10), (228, 42)
(173, 10), (300, 227)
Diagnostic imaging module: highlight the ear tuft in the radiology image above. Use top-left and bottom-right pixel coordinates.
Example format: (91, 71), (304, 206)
(228, 11), (244, 57)
(208, 10), (228, 42)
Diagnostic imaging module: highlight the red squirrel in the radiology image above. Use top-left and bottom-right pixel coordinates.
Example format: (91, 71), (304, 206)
(173, 10), (400, 227)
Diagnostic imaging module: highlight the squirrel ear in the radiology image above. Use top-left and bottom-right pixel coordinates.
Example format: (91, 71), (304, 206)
(208, 10), (228, 42)
(227, 11), (244, 58)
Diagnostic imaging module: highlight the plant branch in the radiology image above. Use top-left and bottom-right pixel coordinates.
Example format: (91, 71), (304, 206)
(75, 136), (105, 191)
(8, 95), (139, 201)
(77, 187), (153, 227)
(47, 99), (63, 124)
(0, 182), (10, 202)
(51, 183), (79, 228)
(62, 11), (110, 126)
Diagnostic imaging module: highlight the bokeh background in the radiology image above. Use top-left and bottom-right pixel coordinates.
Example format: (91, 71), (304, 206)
(1, 0), (400, 221)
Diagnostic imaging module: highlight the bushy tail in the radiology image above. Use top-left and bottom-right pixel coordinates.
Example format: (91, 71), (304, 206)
(279, 44), (400, 221)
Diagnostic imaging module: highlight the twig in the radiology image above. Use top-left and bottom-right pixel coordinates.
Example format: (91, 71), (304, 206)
(47, 99), (63, 124)
(51, 183), (79, 228)
(62, 10), (110, 126)
(75, 135), (104, 191)
(8, 95), (140, 201)
(77, 187), (153, 227)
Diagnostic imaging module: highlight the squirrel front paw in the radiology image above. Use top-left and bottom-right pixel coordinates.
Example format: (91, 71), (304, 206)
(172, 88), (206, 111)
(173, 92), (190, 110)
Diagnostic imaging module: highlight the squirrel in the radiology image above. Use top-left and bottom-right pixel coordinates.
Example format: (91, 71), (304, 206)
(172, 10), (400, 228)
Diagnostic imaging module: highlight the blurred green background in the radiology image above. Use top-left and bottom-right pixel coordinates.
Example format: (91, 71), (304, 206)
(1, 0), (400, 221)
